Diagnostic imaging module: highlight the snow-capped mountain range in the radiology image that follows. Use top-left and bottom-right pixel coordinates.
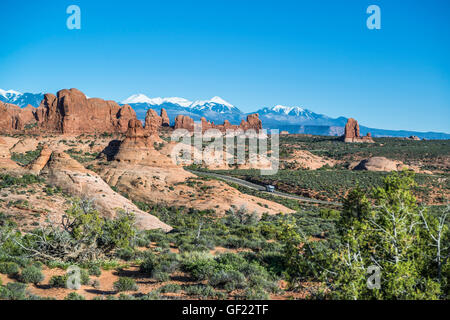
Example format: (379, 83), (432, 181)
(1, 89), (449, 139)
(0, 89), (44, 108)
(121, 94), (239, 114)
(120, 93), (243, 123)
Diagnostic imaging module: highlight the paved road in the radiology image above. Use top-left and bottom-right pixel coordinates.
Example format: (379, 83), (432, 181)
(188, 170), (341, 206)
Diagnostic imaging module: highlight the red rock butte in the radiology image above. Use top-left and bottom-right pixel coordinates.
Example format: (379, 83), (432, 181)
(343, 118), (374, 143)
(1, 88), (137, 134)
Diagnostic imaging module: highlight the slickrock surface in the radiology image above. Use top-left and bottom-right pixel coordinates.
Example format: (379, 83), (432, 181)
(40, 150), (171, 231)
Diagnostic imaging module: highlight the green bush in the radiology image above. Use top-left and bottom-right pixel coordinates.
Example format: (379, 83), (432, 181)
(116, 247), (135, 261)
(64, 292), (86, 300)
(0, 262), (20, 275)
(79, 269), (90, 285)
(0, 282), (28, 300)
(184, 284), (222, 299)
(242, 287), (270, 300)
(49, 275), (68, 288)
(209, 270), (247, 291)
(153, 271), (170, 282)
(88, 265), (102, 277)
(158, 283), (181, 293)
(113, 277), (138, 292)
(182, 252), (216, 280)
(20, 266), (44, 284)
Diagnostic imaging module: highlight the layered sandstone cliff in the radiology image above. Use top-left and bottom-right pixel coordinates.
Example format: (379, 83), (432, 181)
(34, 88), (137, 134)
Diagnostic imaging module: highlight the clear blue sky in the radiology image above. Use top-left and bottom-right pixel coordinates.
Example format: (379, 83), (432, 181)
(1, 0), (449, 133)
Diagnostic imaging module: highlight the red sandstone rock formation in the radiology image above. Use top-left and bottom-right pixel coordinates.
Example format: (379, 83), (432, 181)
(0, 137), (20, 171)
(173, 113), (263, 134)
(27, 145), (53, 175)
(0, 101), (37, 133)
(38, 149), (171, 231)
(244, 113), (263, 132)
(174, 115), (195, 132)
(144, 109), (162, 135)
(34, 88), (137, 134)
(161, 108), (170, 127)
(344, 118), (374, 143)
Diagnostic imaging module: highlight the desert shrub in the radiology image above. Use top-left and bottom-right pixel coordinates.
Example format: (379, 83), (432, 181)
(0, 174), (43, 188)
(140, 251), (180, 281)
(247, 274), (279, 293)
(209, 270), (247, 291)
(19, 201), (138, 263)
(116, 247), (135, 261)
(141, 290), (162, 300)
(79, 268), (90, 285)
(0, 262), (20, 275)
(113, 277), (138, 292)
(215, 253), (247, 270)
(11, 148), (42, 166)
(139, 252), (157, 274)
(184, 284), (222, 299)
(0, 282), (27, 300)
(88, 265), (102, 277)
(118, 293), (135, 300)
(242, 287), (270, 300)
(153, 271), (170, 282)
(20, 266), (44, 284)
(144, 229), (168, 243)
(320, 208), (341, 220)
(182, 252), (216, 281)
(158, 283), (181, 293)
(49, 275), (68, 288)
(65, 292), (85, 300)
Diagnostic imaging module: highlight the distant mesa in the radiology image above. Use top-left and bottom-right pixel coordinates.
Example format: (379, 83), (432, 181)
(343, 118), (374, 143)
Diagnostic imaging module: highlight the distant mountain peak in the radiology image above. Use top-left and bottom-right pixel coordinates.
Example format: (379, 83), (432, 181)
(121, 93), (152, 104)
(121, 94), (192, 107)
(270, 105), (306, 115)
(0, 89), (22, 98)
(189, 96), (237, 114)
(209, 96), (234, 108)
(0, 89), (43, 108)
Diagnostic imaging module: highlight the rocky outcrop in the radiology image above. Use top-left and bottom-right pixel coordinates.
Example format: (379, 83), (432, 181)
(0, 137), (20, 171)
(173, 113), (263, 133)
(343, 118), (374, 143)
(98, 119), (292, 217)
(161, 108), (170, 127)
(352, 157), (405, 172)
(34, 88), (137, 134)
(114, 119), (165, 164)
(243, 113), (263, 132)
(174, 115), (195, 132)
(0, 101), (37, 133)
(39, 150), (171, 231)
(282, 150), (335, 170)
(409, 135), (421, 141)
(27, 145), (52, 175)
(144, 109), (162, 135)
